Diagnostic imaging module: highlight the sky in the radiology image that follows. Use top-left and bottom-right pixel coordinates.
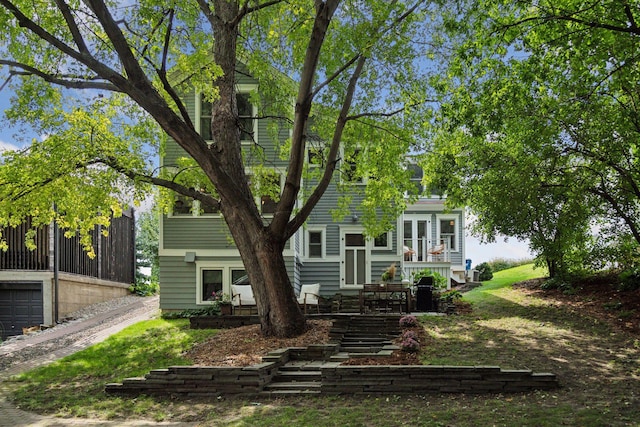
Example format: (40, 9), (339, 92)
(1, 88), (533, 266)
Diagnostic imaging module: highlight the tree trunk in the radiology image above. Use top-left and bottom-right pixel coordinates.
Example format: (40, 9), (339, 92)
(230, 222), (306, 337)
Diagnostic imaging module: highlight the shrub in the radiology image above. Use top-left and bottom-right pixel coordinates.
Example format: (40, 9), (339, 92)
(161, 306), (219, 319)
(440, 289), (463, 303)
(412, 268), (447, 289)
(129, 279), (159, 296)
(401, 330), (419, 341)
(400, 336), (420, 353)
(399, 315), (418, 328)
(619, 268), (640, 291)
(475, 262), (493, 281)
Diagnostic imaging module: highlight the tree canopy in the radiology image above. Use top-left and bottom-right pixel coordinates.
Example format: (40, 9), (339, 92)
(424, 0), (640, 276)
(0, 0), (437, 336)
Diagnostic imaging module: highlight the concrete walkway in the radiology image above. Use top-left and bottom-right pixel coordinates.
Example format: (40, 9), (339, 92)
(0, 295), (197, 426)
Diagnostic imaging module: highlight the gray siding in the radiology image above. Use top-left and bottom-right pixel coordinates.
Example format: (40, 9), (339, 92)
(159, 256), (197, 310)
(163, 217), (233, 249)
(299, 260), (343, 297)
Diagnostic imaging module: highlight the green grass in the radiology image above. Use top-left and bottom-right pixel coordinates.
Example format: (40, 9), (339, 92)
(8, 318), (218, 419)
(7, 265), (640, 426)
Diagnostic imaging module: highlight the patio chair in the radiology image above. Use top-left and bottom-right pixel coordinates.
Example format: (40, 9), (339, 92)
(231, 284), (256, 313)
(427, 243), (445, 261)
(297, 283), (321, 314)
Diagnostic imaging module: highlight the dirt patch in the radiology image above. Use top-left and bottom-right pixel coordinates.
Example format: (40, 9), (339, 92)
(185, 319), (333, 366)
(514, 275), (640, 335)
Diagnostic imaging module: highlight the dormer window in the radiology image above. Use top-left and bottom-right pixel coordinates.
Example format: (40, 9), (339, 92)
(342, 148), (364, 184)
(199, 92), (255, 142)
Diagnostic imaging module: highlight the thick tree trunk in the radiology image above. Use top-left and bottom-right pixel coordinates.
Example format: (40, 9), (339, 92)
(228, 220), (306, 337)
(207, 0), (307, 337)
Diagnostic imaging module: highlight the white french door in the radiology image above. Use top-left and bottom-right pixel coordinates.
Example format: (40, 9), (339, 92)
(341, 231), (368, 287)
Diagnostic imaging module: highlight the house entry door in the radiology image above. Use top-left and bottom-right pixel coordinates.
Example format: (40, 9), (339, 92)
(343, 232), (367, 287)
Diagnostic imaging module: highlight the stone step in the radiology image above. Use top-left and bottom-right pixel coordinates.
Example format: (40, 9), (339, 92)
(340, 346), (386, 353)
(273, 371), (321, 382)
(329, 352), (350, 361)
(264, 381), (321, 391)
(341, 337), (393, 343)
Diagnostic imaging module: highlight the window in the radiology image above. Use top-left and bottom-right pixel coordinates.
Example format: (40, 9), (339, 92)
(307, 146), (324, 167)
(408, 164), (424, 195)
(201, 269), (222, 302)
(308, 231), (323, 258)
(171, 192), (219, 216)
(196, 265), (246, 304)
(173, 194), (193, 215)
(439, 218), (457, 251)
(374, 232), (391, 249)
(343, 149), (363, 183)
(237, 93), (254, 141)
(200, 93), (254, 141)
(249, 170), (282, 216)
(231, 269), (246, 284)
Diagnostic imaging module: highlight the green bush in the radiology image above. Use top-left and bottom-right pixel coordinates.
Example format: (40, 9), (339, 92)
(475, 262), (493, 281)
(412, 268), (447, 289)
(129, 278), (159, 296)
(161, 305), (220, 319)
(619, 268), (640, 291)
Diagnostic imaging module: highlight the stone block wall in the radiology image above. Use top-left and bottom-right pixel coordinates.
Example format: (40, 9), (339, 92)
(321, 365), (559, 394)
(106, 344), (341, 397)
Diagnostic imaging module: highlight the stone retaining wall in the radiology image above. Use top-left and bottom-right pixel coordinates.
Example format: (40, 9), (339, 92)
(106, 344), (340, 397)
(321, 365), (558, 394)
(106, 345), (559, 397)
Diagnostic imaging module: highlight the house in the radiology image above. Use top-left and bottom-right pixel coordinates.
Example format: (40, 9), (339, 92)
(0, 212), (135, 339)
(158, 72), (466, 312)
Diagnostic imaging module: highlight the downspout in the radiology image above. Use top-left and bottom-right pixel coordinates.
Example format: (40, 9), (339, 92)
(53, 205), (59, 324)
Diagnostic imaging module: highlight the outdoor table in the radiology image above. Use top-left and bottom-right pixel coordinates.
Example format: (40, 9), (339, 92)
(359, 283), (410, 314)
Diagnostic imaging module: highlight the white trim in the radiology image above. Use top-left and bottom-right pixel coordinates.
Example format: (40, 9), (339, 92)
(305, 225), (327, 259)
(339, 226), (370, 289)
(159, 247), (296, 257)
(195, 84), (258, 145)
(372, 231), (392, 250)
(436, 214), (460, 253)
(194, 262), (246, 305)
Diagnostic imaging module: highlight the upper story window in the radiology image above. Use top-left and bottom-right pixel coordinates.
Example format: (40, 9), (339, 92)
(373, 232), (391, 250)
(438, 217), (457, 251)
(342, 148), (364, 184)
(199, 92), (255, 142)
(171, 190), (219, 216)
(408, 164), (425, 195)
(248, 170), (282, 217)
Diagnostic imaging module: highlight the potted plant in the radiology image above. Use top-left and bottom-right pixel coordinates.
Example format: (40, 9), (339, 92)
(212, 291), (232, 315)
(381, 262), (397, 284)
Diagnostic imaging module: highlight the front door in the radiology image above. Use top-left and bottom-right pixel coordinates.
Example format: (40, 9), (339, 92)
(342, 232), (367, 287)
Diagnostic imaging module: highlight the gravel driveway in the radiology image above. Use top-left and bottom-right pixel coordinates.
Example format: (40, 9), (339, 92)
(0, 294), (160, 376)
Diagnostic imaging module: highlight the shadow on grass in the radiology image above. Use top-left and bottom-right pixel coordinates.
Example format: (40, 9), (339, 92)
(419, 282), (640, 424)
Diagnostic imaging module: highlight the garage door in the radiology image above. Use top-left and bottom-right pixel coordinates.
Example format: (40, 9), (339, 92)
(0, 282), (43, 340)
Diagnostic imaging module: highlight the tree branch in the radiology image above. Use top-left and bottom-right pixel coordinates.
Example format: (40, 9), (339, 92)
(100, 156), (221, 209)
(0, 60), (120, 91)
(232, 0), (286, 26)
(285, 54), (367, 239)
(53, 0), (89, 53)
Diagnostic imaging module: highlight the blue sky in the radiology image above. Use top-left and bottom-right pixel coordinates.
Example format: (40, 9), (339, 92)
(1, 87), (532, 265)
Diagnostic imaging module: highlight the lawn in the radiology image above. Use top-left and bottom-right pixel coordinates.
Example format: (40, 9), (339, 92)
(7, 265), (640, 426)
